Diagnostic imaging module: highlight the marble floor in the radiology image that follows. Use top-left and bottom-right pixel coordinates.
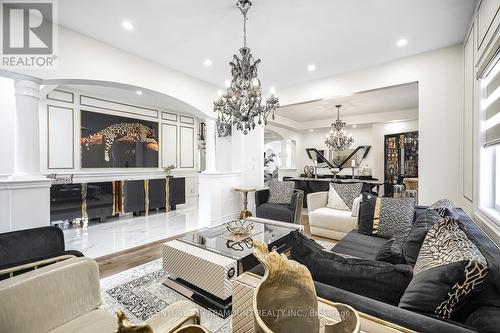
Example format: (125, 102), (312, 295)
(64, 205), (211, 259)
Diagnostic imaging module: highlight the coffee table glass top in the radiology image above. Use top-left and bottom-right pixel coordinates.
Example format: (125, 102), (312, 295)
(179, 221), (292, 261)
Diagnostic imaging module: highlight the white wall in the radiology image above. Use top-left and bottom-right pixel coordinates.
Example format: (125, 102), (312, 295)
(275, 45), (463, 206)
(0, 77), (15, 177)
(4, 25), (218, 117)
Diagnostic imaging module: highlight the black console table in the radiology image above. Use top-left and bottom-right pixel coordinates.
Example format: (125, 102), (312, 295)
(50, 177), (186, 224)
(289, 177), (383, 208)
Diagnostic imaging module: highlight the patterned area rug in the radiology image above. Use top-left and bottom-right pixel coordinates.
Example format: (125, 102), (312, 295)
(100, 259), (231, 333)
(100, 238), (336, 333)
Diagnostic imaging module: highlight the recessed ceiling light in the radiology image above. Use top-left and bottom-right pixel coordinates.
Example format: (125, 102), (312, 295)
(136, 90), (143, 95)
(307, 64), (316, 72)
(122, 20), (135, 31)
(352, 124), (357, 128)
(203, 59), (212, 67)
(396, 38), (408, 47)
(309, 129), (314, 132)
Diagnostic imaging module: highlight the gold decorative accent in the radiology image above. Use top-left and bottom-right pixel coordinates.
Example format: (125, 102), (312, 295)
(81, 183), (88, 228)
(372, 197), (381, 234)
(120, 181), (125, 214)
(171, 325), (210, 333)
(144, 179), (149, 216)
(116, 310), (153, 333)
(165, 176), (171, 212)
(112, 181), (117, 215)
(252, 240), (360, 333)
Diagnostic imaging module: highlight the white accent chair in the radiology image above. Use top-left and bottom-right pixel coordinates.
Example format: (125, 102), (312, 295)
(307, 191), (361, 240)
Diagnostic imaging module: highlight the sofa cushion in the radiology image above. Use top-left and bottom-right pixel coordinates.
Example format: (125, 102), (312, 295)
(256, 203), (293, 223)
(50, 309), (116, 333)
(290, 231), (413, 305)
(333, 230), (388, 260)
(451, 209), (500, 321)
(375, 236), (406, 264)
(402, 209), (442, 266)
(268, 180), (295, 204)
(399, 217), (488, 319)
(358, 194), (415, 239)
(330, 182), (362, 209)
(309, 207), (357, 235)
(428, 199), (459, 219)
(464, 307), (500, 333)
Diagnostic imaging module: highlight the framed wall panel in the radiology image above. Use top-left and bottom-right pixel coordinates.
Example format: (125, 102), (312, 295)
(180, 126), (195, 168)
(162, 112), (178, 122)
(47, 90), (74, 103)
(47, 105), (74, 169)
(464, 26), (475, 201)
(162, 123), (178, 167)
(80, 95), (158, 119)
(180, 115), (195, 125)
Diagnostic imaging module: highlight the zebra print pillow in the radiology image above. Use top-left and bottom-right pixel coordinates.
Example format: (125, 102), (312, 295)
(399, 217), (488, 318)
(427, 199), (458, 219)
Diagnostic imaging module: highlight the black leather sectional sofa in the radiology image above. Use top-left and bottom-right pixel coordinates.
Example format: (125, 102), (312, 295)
(252, 207), (500, 333)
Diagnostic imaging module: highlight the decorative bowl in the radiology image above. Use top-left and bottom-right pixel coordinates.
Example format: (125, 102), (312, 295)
(226, 219), (254, 236)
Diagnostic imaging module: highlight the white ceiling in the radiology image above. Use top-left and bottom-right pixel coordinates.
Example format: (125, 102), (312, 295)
(58, 0), (475, 91)
(276, 82), (418, 122)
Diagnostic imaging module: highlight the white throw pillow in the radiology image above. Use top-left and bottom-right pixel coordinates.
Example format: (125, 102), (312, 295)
(326, 184), (350, 211)
(351, 195), (362, 217)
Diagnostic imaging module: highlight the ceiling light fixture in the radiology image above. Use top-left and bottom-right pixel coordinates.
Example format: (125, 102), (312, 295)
(307, 64), (316, 72)
(203, 59), (212, 67)
(352, 124), (357, 128)
(122, 20), (135, 31)
(325, 105), (354, 151)
(136, 90), (143, 95)
(309, 129), (314, 132)
(396, 38), (408, 47)
(213, 0), (280, 136)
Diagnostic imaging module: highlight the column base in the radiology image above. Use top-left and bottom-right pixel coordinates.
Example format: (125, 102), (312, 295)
(0, 177), (52, 232)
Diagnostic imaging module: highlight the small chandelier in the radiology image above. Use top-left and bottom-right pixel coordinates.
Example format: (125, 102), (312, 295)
(213, 0), (280, 136)
(325, 105), (354, 151)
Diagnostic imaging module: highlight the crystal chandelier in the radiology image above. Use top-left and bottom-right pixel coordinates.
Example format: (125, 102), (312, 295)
(213, 0), (280, 137)
(325, 105), (354, 151)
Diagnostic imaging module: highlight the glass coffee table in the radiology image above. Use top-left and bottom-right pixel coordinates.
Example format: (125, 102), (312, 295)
(162, 218), (303, 317)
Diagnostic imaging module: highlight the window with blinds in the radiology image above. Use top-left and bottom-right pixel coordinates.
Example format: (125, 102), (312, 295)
(484, 55), (500, 147)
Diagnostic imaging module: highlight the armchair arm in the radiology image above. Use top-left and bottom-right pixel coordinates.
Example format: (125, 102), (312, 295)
(307, 191), (329, 211)
(291, 190), (304, 224)
(255, 189), (270, 207)
(0, 257), (101, 333)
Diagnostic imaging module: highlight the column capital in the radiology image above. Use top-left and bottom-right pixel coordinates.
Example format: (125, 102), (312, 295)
(14, 79), (40, 99)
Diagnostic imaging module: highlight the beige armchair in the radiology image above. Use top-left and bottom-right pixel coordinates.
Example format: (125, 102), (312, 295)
(0, 257), (200, 333)
(307, 191), (361, 240)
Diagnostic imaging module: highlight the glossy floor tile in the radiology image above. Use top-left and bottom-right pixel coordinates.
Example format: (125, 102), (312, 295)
(64, 205), (205, 258)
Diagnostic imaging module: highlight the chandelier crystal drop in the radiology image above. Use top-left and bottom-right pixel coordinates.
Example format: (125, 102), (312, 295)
(213, 0), (280, 137)
(325, 105), (354, 151)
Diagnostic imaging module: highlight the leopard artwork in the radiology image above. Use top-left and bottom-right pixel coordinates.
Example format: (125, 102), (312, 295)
(81, 123), (158, 162)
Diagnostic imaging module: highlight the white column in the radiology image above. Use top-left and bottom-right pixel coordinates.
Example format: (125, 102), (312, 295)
(0, 78), (52, 232)
(12, 79), (42, 179)
(204, 117), (217, 173)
